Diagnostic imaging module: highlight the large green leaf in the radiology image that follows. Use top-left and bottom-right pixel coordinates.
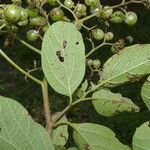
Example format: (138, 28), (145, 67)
(53, 114), (68, 146)
(42, 21), (85, 96)
(100, 44), (150, 87)
(92, 88), (139, 117)
(133, 121), (150, 150)
(0, 95), (55, 150)
(73, 123), (131, 150)
(141, 76), (150, 111)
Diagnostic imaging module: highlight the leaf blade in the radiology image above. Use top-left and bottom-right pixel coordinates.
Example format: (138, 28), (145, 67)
(141, 76), (150, 111)
(92, 88), (139, 117)
(133, 121), (150, 150)
(0, 95), (55, 150)
(42, 21), (85, 96)
(100, 44), (150, 87)
(73, 123), (131, 150)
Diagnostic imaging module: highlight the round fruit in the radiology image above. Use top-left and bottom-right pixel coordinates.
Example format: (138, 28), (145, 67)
(101, 6), (113, 19)
(124, 11), (138, 25)
(26, 30), (39, 41)
(29, 16), (46, 26)
(50, 7), (64, 21)
(26, 8), (38, 18)
(20, 8), (28, 21)
(93, 59), (101, 69)
(75, 11), (86, 18)
(87, 59), (93, 66)
(4, 5), (21, 22)
(76, 3), (87, 13)
(104, 32), (114, 41)
(92, 28), (104, 40)
(64, 0), (74, 9)
(90, 5), (102, 16)
(47, 0), (58, 6)
(77, 90), (84, 98)
(85, 0), (99, 7)
(110, 11), (124, 23)
(18, 19), (28, 26)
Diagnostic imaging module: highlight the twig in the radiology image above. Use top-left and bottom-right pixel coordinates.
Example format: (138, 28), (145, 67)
(0, 48), (42, 85)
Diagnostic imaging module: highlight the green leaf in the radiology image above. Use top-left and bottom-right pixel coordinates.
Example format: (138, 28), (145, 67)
(133, 121), (150, 150)
(100, 44), (150, 87)
(141, 76), (150, 111)
(92, 88), (139, 117)
(42, 21), (85, 96)
(73, 123), (131, 150)
(53, 114), (68, 146)
(0, 95), (55, 150)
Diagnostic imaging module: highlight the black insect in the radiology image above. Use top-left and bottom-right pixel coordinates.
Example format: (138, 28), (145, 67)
(56, 50), (64, 62)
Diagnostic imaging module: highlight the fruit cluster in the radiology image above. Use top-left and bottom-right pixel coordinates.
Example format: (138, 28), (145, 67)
(0, 0), (147, 44)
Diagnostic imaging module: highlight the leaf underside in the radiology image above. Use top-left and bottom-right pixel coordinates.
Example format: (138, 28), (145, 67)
(42, 21), (85, 96)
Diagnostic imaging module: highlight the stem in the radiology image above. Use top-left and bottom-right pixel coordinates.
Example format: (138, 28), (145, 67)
(86, 42), (113, 58)
(75, 12), (99, 26)
(15, 36), (41, 55)
(53, 97), (96, 124)
(0, 49), (42, 85)
(56, 0), (78, 22)
(110, 0), (145, 9)
(53, 105), (71, 123)
(41, 78), (53, 135)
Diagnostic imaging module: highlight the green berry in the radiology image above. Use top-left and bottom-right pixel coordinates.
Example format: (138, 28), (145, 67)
(29, 16), (46, 26)
(92, 28), (104, 40)
(47, 0), (58, 6)
(26, 30), (39, 41)
(104, 32), (114, 41)
(93, 59), (101, 69)
(76, 90), (84, 98)
(76, 4), (87, 13)
(90, 5), (102, 16)
(27, 8), (38, 18)
(4, 5), (21, 22)
(64, 0), (74, 9)
(50, 7), (64, 21)
(20, 8), (28, 21)
(75, 11), (86, 18)
(111, 11), (124, 23)
(124, 11), (138, 25)
(85, 0), (99, 7)
(101, 6), (113, 19)
(87, 59), (93, 66)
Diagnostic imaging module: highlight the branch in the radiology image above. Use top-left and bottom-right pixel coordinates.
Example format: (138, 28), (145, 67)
(41, 78), (53, 135)
(15, 36), (41, 55)
(0, 48), (42, 85)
